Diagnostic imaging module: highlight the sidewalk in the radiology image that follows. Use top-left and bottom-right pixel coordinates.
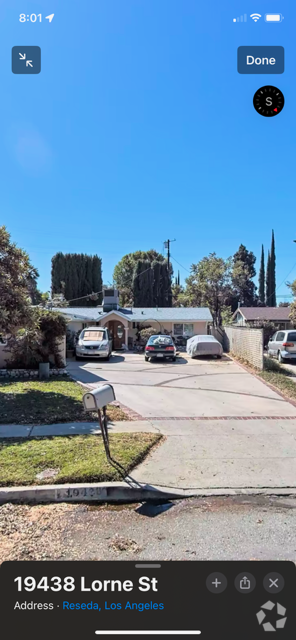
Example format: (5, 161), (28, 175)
(0, 420), (157, 438)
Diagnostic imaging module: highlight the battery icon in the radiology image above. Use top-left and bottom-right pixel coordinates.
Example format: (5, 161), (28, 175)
(265, 14), (283, 22)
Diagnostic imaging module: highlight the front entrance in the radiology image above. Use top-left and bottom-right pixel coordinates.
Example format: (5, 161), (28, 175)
(107, 320), (125, 350)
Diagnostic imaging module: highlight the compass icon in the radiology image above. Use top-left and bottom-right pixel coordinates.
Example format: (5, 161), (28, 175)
(253, 86), (284, 117)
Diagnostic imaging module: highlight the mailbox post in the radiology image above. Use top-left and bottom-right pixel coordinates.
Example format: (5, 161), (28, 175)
(82, 384), (140, 487)
(83, 385), (116, 461)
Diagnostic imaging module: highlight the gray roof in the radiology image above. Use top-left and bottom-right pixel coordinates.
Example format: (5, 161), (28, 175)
(234, 307), (291, 321)
(52, 307), (103, 321)
(52, 306), (212, 323)
(123, 307), (213, 321)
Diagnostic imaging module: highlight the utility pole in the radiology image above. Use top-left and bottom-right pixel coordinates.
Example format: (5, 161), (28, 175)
(164, 238), (176, 272)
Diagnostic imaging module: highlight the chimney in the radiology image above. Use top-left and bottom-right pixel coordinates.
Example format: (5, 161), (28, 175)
(102, 288), (120, 312)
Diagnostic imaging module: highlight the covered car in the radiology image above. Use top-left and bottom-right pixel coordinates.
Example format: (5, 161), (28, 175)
(186, 335), (223, 359)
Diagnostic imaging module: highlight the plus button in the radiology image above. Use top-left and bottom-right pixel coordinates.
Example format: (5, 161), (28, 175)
(212, 579), (222, 588)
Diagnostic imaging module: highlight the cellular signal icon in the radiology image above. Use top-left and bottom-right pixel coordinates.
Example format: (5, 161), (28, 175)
(250, 13), (262, 22)
(233, 14), (247, 23)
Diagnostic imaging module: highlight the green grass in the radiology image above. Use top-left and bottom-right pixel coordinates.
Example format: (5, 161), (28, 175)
(0, 433), (161, 486)
(259, 370), (296, 402)
(0, 377), (128, 425)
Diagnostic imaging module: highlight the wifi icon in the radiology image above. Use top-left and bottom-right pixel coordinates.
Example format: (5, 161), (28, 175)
(250, 13), (262, 22)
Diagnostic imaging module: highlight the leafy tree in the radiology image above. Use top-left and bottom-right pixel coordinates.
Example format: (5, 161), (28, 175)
(258, 245), (265, 305)
(221, 306), (234, 325)
(51, 253), (102, 306)
(231, 244), (257, 307)
(113, 250), (165, 306)
(288, 279), (296, 326)
(287, 279), (296, 297)
(172, 281), (185, 307)
(185, 253), (232, 326)
(0, 226), (37, 335)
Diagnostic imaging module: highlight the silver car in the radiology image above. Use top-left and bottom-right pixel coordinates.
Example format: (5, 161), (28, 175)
(268, 330), (296, 363)
(75, 327), (112, 361)
(186, 335), (223, 359)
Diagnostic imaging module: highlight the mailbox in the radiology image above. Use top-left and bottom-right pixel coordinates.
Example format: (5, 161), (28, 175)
(83, 384), (116, 411)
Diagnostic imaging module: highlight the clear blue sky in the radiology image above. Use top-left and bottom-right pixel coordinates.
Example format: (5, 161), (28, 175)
(0, 0), (295, 300)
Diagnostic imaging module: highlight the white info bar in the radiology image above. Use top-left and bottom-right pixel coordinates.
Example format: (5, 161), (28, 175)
(265, 14), (283, 22)
(95, 632), (201, 636)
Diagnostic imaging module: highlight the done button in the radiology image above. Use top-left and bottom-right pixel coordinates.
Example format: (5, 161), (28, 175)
(238, 46), (284, 74)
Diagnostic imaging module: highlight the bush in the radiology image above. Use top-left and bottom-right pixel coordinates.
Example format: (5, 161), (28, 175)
(139, 327), (157, 344)
(7, 310), (67, 369)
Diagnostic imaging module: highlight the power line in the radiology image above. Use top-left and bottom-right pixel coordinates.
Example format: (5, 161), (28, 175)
(55, 263), (159, 305)
(265, 260), (296, 304)
(170, 254), (191, 274)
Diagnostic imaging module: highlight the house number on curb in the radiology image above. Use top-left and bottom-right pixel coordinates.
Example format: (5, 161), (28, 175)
(55, 487), (106, 500)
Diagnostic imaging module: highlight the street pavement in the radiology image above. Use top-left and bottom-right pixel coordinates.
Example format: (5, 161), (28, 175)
(2, 496), (295, 561)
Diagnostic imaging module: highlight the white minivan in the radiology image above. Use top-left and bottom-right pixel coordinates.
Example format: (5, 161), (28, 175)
(267, 330), (296, 363)
(75, 327), (112, 361)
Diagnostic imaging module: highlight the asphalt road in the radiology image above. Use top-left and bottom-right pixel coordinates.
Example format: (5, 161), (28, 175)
(1, 496), (296, 561)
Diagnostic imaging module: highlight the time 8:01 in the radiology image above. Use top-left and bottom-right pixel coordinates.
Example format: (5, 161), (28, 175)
(20, 14), (42, 22)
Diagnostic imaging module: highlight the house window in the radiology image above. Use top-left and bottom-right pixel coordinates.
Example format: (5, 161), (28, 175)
(173, 324), (183, 336)
(173, 323), (194, 337)
(184, 324), (194, 337)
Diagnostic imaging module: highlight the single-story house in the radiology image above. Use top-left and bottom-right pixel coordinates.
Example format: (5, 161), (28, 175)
(53, 289), (213, 350)
(232, 306), (293, 330)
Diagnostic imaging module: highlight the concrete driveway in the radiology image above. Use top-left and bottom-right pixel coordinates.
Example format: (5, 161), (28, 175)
(67, 353), (296, 490)
(68, 353), (296, 419)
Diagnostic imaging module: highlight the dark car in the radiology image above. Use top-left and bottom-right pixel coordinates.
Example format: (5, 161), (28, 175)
(145, 335), (177, 362)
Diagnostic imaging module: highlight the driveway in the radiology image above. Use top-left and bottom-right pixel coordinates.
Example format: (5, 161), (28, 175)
(68, 353), (296, 419)
(67, 353), (296, 489)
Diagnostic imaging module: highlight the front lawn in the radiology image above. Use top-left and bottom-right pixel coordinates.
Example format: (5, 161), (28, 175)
(0, 378), (128, 425)
(0, 433), (161, 486)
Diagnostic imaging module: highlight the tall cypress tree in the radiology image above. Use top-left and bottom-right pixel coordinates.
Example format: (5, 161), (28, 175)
(266, 251), (271, 306)
(92, 255), (103, 304)
(133, 260), (153, 307)
(51, 253), (102, 306)
(270, 229), (276, 306)
(258, 245), (265, 305)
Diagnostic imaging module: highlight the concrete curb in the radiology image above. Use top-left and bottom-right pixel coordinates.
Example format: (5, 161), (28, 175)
(1, 482), (296, 505)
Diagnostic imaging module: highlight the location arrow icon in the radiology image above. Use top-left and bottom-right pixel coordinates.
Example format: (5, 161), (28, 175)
(46, 14), (54, 22)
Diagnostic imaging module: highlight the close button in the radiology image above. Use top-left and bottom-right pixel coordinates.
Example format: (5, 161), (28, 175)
(238, 46), (284, 74)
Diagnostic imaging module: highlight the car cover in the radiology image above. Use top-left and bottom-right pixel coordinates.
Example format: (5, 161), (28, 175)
(186, 335), (223, 358)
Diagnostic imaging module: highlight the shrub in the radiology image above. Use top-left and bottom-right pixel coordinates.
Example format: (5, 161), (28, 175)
(7, 310), (67, 369)
(139, 327), (158, 344)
